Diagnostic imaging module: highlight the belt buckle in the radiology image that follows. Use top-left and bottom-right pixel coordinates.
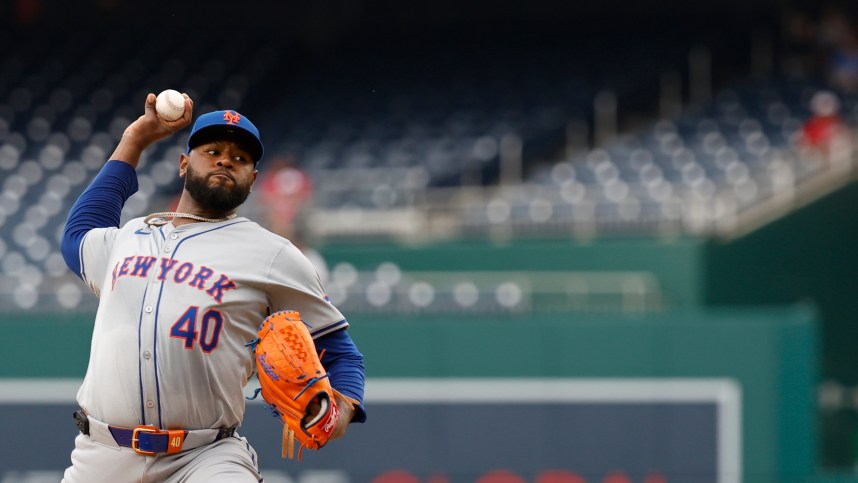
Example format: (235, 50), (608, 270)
(131, 425), (161, 456)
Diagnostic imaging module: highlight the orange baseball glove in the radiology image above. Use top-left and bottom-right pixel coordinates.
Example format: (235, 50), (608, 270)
(252, 310), (351, 459)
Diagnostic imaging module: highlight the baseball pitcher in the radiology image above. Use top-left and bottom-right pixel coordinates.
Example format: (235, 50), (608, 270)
(59, 93), (366, 482)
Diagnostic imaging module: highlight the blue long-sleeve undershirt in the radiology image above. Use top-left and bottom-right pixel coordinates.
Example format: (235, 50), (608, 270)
(315, 328), (368, 423)
(61, 160), (139, 278)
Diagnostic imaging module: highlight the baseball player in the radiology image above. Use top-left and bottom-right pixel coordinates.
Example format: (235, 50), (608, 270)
(59, 93), (366, 482)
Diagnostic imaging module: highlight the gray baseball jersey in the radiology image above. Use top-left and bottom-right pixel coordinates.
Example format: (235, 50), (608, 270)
(76, 215), (345, 430)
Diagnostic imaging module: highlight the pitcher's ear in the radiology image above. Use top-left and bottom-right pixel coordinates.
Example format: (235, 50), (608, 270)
(179, 153), (189, 177)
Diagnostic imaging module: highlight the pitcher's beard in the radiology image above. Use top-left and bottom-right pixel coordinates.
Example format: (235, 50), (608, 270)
(184, 164), (251, 214)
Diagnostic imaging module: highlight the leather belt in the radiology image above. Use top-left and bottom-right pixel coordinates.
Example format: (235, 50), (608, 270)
(74, 409), (235, 455)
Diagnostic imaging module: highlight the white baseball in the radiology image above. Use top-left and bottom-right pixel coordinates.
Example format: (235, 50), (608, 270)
(155, 89), (185, 121)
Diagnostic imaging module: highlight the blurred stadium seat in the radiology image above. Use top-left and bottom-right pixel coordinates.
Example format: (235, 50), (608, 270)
(0, 22), (853, 318)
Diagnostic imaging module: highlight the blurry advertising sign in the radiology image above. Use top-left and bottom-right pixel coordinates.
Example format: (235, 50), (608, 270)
(0, 379), (740, 483)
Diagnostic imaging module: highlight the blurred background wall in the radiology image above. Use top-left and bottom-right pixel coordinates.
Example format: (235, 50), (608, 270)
(1, 0), (857, 481)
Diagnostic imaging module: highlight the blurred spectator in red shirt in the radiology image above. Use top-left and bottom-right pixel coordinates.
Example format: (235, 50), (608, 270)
(799, 90), (853, 164)
(258, 155), (314, 239)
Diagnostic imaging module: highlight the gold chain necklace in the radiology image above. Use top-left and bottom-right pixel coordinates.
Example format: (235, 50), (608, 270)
(143, 211), (237, 227)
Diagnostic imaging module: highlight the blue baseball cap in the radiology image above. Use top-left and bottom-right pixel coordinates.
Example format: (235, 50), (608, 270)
(186, 110), (264, 164)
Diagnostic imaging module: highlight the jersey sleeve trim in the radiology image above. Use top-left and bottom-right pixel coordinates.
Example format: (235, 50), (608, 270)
(78, 231), (88, 284)
(310, 319), (348, 338)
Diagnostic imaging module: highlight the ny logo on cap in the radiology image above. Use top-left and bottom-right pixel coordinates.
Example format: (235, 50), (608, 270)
(223, 111), (241, 125)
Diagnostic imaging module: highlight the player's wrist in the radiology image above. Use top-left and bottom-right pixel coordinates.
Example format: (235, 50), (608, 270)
(329, 395), (354, 440)
(335, 393), (356, 423)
